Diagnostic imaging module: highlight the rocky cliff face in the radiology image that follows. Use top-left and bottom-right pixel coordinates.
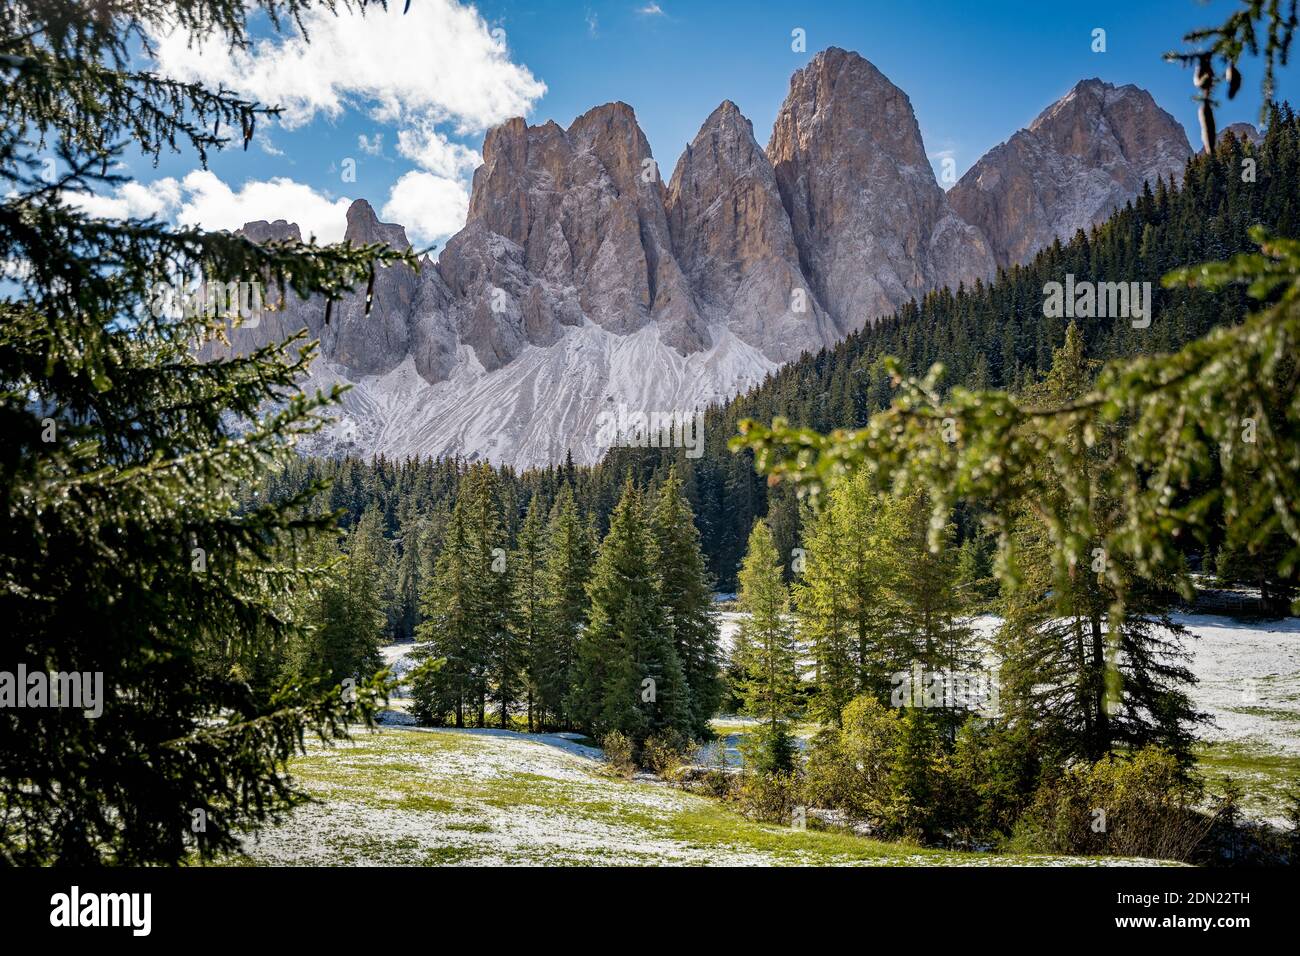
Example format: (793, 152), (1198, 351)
(666, 100), (836, 362)
(767, 48), (996, 330)
(1221, 122), (1262, 145)
(443, 102), (706, 368)
(948, 78), (1192, 268)
(211, 54), (1193, 468)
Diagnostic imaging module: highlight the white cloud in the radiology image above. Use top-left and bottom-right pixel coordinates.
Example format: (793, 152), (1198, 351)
(66, 179), (182, 220)
(381, 172), (469, 247)
(256, 133), (285, 157)
(145, 1), (545, 135)
(358, 133), (384, 156)
(71, 172), (353, 242)
(66, 166), (474, 250)
(396, 125), (482, 178)
(636, 3), (665, 16)
(174, 171), (352, 243)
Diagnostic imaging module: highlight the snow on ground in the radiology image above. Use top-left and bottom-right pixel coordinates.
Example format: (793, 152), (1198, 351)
(718, 611), (742, 656)
(1172, 613), (1300, 756)
(971, 612), (1300, 756)
(239, 728), (807, 865)
(242, 729), (778, 867)
(379, 641), (419, 678)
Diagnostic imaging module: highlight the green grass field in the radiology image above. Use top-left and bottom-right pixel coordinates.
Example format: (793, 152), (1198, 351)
(1195, 740), (1300, 822)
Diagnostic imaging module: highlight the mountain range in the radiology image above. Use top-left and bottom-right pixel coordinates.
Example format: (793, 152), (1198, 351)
(204, 48), (1193, 468)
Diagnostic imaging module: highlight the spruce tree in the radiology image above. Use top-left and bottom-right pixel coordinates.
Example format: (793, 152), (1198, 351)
(462, 464), (515, 728)
(513, 497), (548, 732)
(413, 505), (476, 727)
(0, 0), (405, 864)
(538, 485), (592, 729)
(392, 507), (425, 642)
(291, 508), (387, 687)
(572, 479), (691, 746)
(996, 325), (1203, 765)
(353, 504), (395, 651)
(651, 466), (722, 737)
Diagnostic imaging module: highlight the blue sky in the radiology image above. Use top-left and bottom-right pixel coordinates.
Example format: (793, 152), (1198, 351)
(90, 0), (1286, 250)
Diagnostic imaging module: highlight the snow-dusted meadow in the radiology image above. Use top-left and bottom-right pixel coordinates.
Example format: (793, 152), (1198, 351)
(1173, 613), (1300, 755)
(390, 610), (1300, 797)
(236, 725), (1164, 866)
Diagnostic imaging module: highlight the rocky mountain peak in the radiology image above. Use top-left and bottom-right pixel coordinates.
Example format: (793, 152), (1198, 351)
(448, 98), (706, 367)
(766, 48), (995, 332)
(949, 77), (1192, 267)
(237, 219), (303, 244)
(777, 48), (931, 168)
(667, 98), (835, 360)
(1031, 78), (1188, 170)
(210, 52), (1194, 471)
(344, 198), (410, 250)
(1222, 121), (1263, 145)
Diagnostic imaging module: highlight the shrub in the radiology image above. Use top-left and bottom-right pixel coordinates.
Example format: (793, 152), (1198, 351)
(802, 697), (1027, 844)
(802, 696), (907, 829)
(641, 731), (693, 777)
(1013, 747), (1212, 861)
(601, 731), (636, 779)
(736, 770), (802, 826)
(948, 718), (1040, 839)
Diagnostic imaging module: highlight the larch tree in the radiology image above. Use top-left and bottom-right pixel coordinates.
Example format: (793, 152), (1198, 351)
(794, 471), (897, 722)
(733, 520), (801, 736)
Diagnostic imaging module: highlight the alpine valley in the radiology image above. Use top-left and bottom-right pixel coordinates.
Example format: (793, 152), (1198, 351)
(205, 48), (1193, 468)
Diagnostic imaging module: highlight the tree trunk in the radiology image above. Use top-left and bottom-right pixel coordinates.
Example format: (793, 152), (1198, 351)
(1089, 612), (1110, 758)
